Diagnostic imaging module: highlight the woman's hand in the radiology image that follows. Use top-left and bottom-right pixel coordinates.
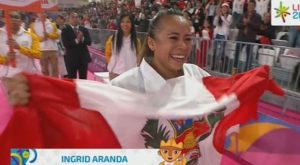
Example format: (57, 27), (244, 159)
(2, 74), (30, 106)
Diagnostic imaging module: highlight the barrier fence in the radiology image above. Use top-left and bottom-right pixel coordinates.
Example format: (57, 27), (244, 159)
(88, 29), (300, 93)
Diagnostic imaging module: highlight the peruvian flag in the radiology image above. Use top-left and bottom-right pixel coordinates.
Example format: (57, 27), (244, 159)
(0, 66), (283, 164)
(0, 0), (42, 12)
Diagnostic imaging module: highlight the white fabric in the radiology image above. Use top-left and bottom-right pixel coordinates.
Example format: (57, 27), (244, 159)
(201, 29), (211, 40)
(32, 19), (58, 51)
(56, 29), (67, 76)
(0, 66), (22, 77)
(76, 59), (240, 164)
(107, 36), (137, 75)
(255, 0), (270, 17)
(213, 15), (233, 39)
(0, 28), (39, 73)
(232, 0), (245, 14)
(0, 28), (9, 57)
(111, 59), (211, 93)
(0, 0), (39, 6)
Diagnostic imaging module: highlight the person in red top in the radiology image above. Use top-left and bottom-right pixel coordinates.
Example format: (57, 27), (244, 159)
(201, 19), (213, 41)
(107, 19), (117, 30)
(178, 0), (186, 10)
(196, 19), (213, 67)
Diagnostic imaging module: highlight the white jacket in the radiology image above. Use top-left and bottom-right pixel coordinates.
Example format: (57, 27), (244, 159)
(0, 28), (40, 73)
(109, 59), (222, 165)
(31, 19), (59, 51)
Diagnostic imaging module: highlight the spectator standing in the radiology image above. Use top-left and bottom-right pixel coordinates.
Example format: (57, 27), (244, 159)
(233, 0), (261, 73)
(192, 2), (205, 34)
(288, 26), (300, 48)
(61, 12), (92, 79)
(212, 3), (232, 70)
(258, 12), (275, 45)
(231, 0), (245, 28)
(30, 12), (60, 77)
(105, 13), (141, 80)
(178, 0), (186, 10)
(205, 0), (218, 25)
(213, 3), (232, 40)
(107, 18), (117, 30)
(201, 19), (214, 41)
(55, 15), (68, 78)
(137, 8), (149, 32)
(198, 19), (213, 68)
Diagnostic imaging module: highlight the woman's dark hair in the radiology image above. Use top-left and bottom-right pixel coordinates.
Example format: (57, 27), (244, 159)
(112, 12), (138, 54)
(218, 6), (229, 26)
(218, 15), (223, 26)
(138, 9), (184, 64)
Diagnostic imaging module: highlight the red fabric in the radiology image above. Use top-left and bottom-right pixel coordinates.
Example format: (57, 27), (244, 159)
(260, 36), (272, 45)
(202, 65), (284, 153)
(196, 39), (211, 67)
(0, 74), (121, 164)
(107, 22), (116, 30)
(0, 66), (284, 164)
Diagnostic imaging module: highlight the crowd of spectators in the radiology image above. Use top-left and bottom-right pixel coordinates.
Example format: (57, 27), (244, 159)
(1, 0), (299, 48)
(65, 0), (297, 47)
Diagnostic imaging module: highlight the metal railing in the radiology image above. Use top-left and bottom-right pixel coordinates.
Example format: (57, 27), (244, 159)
(190, 38), (300, 92)
(88, 28), (300, 94)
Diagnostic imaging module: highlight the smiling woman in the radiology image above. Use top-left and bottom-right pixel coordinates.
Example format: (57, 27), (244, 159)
(110, 9), (211, 164)
(140, 10), (194, 79)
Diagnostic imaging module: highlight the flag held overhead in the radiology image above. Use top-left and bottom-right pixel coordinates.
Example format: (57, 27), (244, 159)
(0, 0), (42, 12)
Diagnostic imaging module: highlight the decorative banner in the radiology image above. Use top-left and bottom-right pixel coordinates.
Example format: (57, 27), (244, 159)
(0, 0), (42, 66)
(271, 0), (300, 26)
(0, 0), (42, 12)
(41, 0), (59, 11)
(10, 149), (173, 165)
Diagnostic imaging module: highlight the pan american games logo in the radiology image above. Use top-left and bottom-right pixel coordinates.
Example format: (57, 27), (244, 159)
(274, 1), (290, 23)
(11, 149), (37, 165)
(272, 0), (300, 25)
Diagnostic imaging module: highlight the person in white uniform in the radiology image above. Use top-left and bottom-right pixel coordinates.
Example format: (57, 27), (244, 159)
(30, 12), (59, 77)
(105, 13), (141, 80)
(111, 9), (222, 165)
(0, 12), (41, 75)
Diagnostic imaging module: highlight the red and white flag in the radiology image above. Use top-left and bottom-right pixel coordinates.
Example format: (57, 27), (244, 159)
(0, 66), (284, 164)
(0, 0), (41, 12)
